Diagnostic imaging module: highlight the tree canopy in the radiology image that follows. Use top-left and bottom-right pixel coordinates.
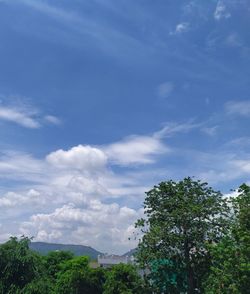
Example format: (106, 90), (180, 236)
(135, 177), (230, 293)
(204, 184), (250, 293)
(103, 263), (143, 294)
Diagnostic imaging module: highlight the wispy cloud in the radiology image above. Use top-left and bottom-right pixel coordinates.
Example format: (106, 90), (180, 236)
(15, 0), (145, 61)
(201, 126), (218, 136)
(0, 97), (61, 129)
(103, 135), (168, 166)
(226, 33), (243, 48)
(19, 0), (80, 22)
(157, 82), (174, 99)
(0, 106), (40, 128)
(44, 115), (61, 125)
(225, 100), (250, 116)
(154, 121), (201, 139)
(214, 0), (231, 20)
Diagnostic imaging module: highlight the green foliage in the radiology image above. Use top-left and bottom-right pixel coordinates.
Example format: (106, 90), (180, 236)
(54, 256), (105, 294)
(44, 250), (74, 280)
(204, 184), (250, 293)
(135, 177), (230, 293)
(149, 258), (187, 293)
(103, 263), (143, 294)
(20, 278), (53, 294)
(0, 236), (44, 293)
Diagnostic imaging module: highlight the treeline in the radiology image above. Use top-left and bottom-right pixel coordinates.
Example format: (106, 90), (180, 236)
(0, 237), (144, 293)
(0, 177), (250, 293)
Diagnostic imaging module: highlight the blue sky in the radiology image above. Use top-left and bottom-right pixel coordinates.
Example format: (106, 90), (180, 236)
(0, 0), (249, 254)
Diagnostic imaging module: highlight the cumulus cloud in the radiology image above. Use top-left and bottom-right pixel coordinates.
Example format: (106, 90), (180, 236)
(225, 100), (250, 116)
(0, 189), (41, 208)
(0, 125), (175, 252)
(47, 145), (108, 171)
(20, 202), (144, 253)
(2, 123), (244, 253)
(214, 1), (231, 20)
(157, 82), (174, 99)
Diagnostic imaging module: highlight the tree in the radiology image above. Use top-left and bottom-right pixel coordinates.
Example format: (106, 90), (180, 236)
(44, 250), (74, 280)
(204, 184), (250, 293)
(103, 263), (143, 294)
(20, 277), (53, 294)
(54, 256), (105, 294)
(135, 177), (230, 293)
(0, 236), (44, 293)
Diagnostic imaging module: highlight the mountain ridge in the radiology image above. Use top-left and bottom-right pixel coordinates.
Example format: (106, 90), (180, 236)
(29, 241), (102, 260)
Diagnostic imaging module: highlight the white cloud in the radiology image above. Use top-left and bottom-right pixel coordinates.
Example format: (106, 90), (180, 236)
(0, 96), (62, 128)
(0, 106), (40, 128)
(154, 121), (201, 139)
(0, 152), (47, 183)
(20, 202), (144, 254)
(103, 135), (168, 166)
(19, 0), (80, 22)
(16, 0), (145, 62)
(157, 82), (174, 99)
(225, 100), (250, 116)
(232, 159), (250, 173)
(1, 123), (247, 253)
(47, 145), (108, 172)
(44, 115), (61, 125)
(202, 126), (218, 136)
(170, 22), (190, 35)
(0, 189), (41, 208)
(214, 1), (231, 20)
(226, 33), (243, 47)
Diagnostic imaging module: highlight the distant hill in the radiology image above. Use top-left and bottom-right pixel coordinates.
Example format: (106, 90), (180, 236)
(123, 248), (137, 257)
(30, 242), (102, 260)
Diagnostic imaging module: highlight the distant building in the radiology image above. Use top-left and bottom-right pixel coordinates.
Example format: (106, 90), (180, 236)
(97, 254), (149, 278)
(97, 254), (134, 268)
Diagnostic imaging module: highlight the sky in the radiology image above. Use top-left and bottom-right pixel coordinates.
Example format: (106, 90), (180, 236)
(0, 0), (249, 254)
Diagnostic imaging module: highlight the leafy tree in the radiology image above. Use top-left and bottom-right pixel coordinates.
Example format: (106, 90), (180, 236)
(204, 184), (250, 293)
(0, 236), (44, 293)
(44, 250), (74, 280)
(54, 256), (105, 294)
(103, 263), (143, 294)
(20, 277), (53, 294)
(135, 177), (230, 293)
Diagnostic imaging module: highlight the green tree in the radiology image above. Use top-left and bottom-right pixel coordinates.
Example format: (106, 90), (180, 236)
(44, 250), (74, 280)
(0, 236), (44, 293)
(20, 277), (53, 294)
(204, 184), (250, 293)
(135, 177), (230, 294)
(54, 256), (105, 294)
(103, 263), (143, 294)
